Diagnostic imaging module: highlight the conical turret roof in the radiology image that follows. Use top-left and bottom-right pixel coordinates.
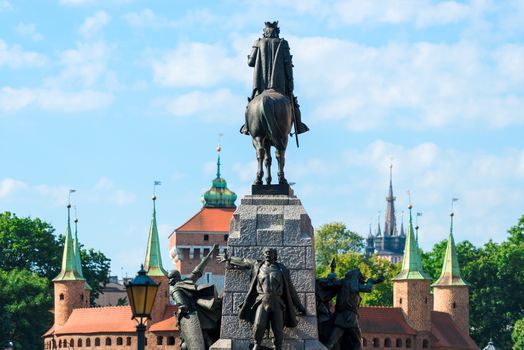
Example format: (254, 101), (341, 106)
(393, 204), (431, 280)
(144, 196), (167, 277)
(432, 212), (469, 287)
(53, 205), (85, 282)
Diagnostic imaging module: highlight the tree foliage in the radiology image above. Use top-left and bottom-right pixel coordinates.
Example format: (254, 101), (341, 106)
(512, 318), (524, 350)
(315, 222), (364, 274)
(0, 269), (52, 350)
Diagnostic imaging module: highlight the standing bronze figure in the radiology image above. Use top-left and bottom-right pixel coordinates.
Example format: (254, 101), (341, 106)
(317, 268), (384, 350)
(169, 244), (222, 350)
(240, 21), (309, 185)
(217, 248), (307, 350)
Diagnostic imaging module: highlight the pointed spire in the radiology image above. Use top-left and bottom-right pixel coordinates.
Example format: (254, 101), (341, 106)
(73, 210), (92, 290)
(384, 162), (397, 237)
(144, 194), (168, 277)
(393, 204), (430, 280)
(432, 212), (469, 287)
(202, 143), (237, 208)
(376, 211), (382, 236)
(400, 210), (405, 236)
(53, 204), (84, 282)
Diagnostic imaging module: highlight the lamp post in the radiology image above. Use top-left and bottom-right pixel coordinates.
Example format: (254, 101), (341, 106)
(3, 341), (14, 350)
(125, 265), (159, 350)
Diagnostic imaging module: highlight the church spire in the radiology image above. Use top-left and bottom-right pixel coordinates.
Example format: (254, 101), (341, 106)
(399, 210), (405, 236)
(384, 163), (397, 237)
(393, 203), (430, 280)
(144, 191), (167, 277)
(432, 211), (469, 286)
(376, 211), (382, 236)
(53, 203), (84, 282)
(202, 142), (237, 208)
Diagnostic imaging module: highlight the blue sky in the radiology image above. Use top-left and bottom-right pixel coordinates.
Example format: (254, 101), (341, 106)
(1, 0), (523, 278)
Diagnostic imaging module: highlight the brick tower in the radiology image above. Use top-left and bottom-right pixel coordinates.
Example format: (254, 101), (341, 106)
(52, 204), (89, 327)
(432, 211), (470, 334)
(392, 204), (433, 347)
(143, 193), (169, 323)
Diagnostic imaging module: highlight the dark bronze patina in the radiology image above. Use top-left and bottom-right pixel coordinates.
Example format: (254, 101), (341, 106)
(241, 21), (309, 186)
(218, 248), (307, 350)
(316, 264), (384, 350)
(169, 244), (222, 350)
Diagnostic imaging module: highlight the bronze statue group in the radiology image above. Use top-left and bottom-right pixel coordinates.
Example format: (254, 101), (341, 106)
(167, 22), (383, 350)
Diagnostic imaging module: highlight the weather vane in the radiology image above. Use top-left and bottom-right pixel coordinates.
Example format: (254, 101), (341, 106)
(153, 181), (162, 198)
(68, 189), (76, 207)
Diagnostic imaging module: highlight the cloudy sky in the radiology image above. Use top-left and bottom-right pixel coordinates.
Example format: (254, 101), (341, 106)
(1, 0), (523, 278)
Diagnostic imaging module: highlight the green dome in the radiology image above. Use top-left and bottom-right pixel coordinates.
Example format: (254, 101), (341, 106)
(201, 150), (237, 208)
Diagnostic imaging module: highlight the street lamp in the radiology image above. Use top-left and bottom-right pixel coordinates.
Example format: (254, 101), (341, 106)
(125, 265), (159, 350)
(3, 341), (14, 350)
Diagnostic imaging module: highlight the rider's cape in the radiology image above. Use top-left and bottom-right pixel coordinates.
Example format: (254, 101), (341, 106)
(173, 281), (221, 329)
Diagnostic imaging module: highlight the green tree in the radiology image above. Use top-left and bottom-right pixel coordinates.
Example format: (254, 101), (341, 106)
(512, 318), (524, 350)
(80, 246), (111, 305)
(317, 251), (400, 306)
(315, 222), (364, 274)
(0, 269), (52, 350)
(0, 212), (61, 279)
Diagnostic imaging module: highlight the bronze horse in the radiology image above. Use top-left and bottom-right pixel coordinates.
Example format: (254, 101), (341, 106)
(245, 89), (295, 185)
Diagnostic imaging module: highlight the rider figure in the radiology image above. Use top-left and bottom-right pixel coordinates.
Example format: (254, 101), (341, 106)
(240, 21), (309, 136)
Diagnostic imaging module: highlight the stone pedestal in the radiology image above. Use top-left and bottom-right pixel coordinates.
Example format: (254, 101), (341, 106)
(211, 192), (326, 350)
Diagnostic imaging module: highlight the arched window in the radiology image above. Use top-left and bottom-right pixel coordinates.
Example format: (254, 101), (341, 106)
(70, 339), (74, 347)
(116, 337), (123, 345)
(396, 338), (402, 347)
(362, 338), (368, 347)
(167, 336), (176, 345)
(94, 337), (100, 347)
(399, 298), (402, 305)
(126, 337), (132, 346)
(384, 338), (391, 347)
(422, 339), (429, 348)
(157, 336), (163, 345)
(58, 340), (62, 348)
(59, 293), (64, 300)
(373, 338), (380, 348)
(144, 337), (148, 345)
(78, 338), (83, 347)
(105, 337), (111, 346)
(86, 338), (91, 347)
(453, 301), (457, 309)
(406, 338), (412, 348)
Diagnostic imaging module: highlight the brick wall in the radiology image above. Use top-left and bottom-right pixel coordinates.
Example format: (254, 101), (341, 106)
(54, 281), (88, 327)
(393, 280), (432, 332)
(433, 285), (470, 335)
(44, 332), (180, 350)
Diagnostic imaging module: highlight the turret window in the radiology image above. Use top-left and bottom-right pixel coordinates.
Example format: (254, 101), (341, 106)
(69, 339), (74, 347)
(399, 298), (402, 305)
(105, 337), (111, 345)
(59, 293), (64, 300)
(157, 336), (163, 345)
(126, 337), (131, 346)
(396, 338), (402, 347)
(94, 337), (100, 346)
(372, 338), (379, 348)
(384, 338), (391, 347)
(86, 338), (91, 347)
(453, 302), (457, 309)
(406, 338), (412, 348)
(167, 336), (175, 345)
(422, 339), (429, 348)
(78, 338), (83, 347)
(117, 337), (123, 345)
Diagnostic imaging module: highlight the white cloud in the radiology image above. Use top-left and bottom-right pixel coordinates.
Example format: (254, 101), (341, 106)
(0, 0), (11, 11)
(15, 23), (43, 41)
(0, 87), (113, 112)
(0, 178), (27, 198)
(0, 39), (47, 68)
(156, 89), (244, 123)
(152, 42), (248, 87)
(289, 37), (524, 130)
(80, 11), (111, 38)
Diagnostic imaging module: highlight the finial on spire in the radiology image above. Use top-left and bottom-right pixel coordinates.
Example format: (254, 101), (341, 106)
(153, 181), (161, 200)
(74, 205), (78, 224)
(389, 157), (393, 180)
(216, 133), (223, 178)
(406, 190), (412, 209)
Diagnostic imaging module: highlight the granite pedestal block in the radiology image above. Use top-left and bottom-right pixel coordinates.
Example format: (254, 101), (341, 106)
(210, 193), (327, 350)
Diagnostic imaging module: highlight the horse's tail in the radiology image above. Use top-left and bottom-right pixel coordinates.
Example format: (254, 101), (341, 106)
(259, 94), (286, 150)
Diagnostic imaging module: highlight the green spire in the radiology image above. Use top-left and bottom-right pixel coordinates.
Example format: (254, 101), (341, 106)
(432, 212), (469, 287)
(144, 196), (167, 277)
(201, 144), (237, 208)
(73, 216), (92, 290)
(393, 205), (431, 280)
(53, 205), (84, 282)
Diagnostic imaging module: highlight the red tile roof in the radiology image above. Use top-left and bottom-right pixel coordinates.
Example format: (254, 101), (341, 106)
(174, 207), (234, 233)
(359, 307), (479, 350)
(431, 311), (479, 350)
(359, 306), (417, 335)
(149, 305), (178, 332)
(47, 305), (178, 336)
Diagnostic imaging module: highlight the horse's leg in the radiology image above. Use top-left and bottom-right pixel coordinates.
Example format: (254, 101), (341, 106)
(264, 141), (272, 185)
(252, 137), (264, 185)
(275, 149), (288, 184)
